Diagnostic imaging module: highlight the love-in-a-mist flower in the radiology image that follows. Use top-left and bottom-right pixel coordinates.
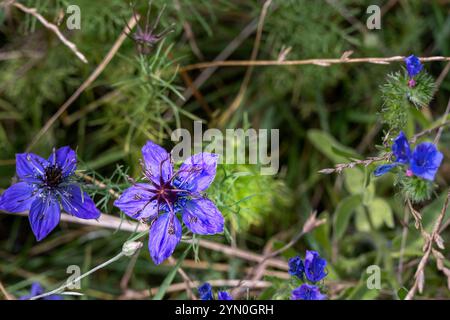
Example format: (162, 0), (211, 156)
(0, 147), (101, 241)
(125, 3), (174, 55)
(304, 250), (327, 283)
(114, 141), (224, 265)
(374, 131), (443, 181)
(198, 283), (232, 300)
(19, 282), (62, 300)
(288, 256), (305, 280)
(405, 55), (423, 87)
(291, 284), (326, 300)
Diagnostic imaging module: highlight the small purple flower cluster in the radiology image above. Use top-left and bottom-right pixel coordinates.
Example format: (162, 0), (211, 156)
(374, 131), (443, 181)
(288, 251), (327, 300)
(198, 283), (232, 300)
(19, 282), (61, 300)
(405, 54), (423, 87)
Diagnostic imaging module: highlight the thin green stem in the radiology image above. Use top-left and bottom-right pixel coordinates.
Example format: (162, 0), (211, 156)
(30, 232), (148, 300)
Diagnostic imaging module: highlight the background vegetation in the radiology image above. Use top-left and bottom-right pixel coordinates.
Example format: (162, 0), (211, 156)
(0, 0), (449, 300)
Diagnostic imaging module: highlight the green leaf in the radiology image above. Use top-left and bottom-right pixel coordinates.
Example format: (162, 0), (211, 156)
(344, 168), (375, 204)
(367, 198), (394, 229)
(331, 146), (362, 160)
(307, 129), (359, 164)
(346, 269), (381, 300)
(310, 211), (332, 258)
(355, 206), (370, 232)
(333, 194), (363, 240)
(422, 189), (450, 231)
(347, 281), (380, 300)
(153, 245), (191, 300)
(81, 148), (127, 170)
(397, 287), (408, 300)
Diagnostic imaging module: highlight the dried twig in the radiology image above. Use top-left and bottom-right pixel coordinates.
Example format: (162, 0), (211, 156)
(167, 256), (197, 300)
(180, 55), (450, 72)
(25, 14), (140, 152)
(76, 172), (121, 198)
(231, 211), (326, 298)
(176, 18), (259, 107)
(216, 0), (273, 127)
(320, 120), (450, 175)
(119, 279), (272, 299)
(0, 281), (15, 300)
(434, 98), (450, 145)
(318, 154), (390, 174)
(119, 247), (141, 292)
(405, 190), (450, 300)
(165, 259), (289, 279)
(10, 1), (87, 63)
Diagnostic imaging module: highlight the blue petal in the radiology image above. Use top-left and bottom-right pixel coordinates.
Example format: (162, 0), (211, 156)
(174, 153), (219, 192)
(198, 283), (213, 300)
(182, 198), (224, 235)
(374, 163), (398, 177)
(392, 131), (411, 164)
(47, 146), (77, 178)
(142, 140), (173, 184)
(113, 184), (158, 220)
(288, 256), (305, 280)
(30, 282), (44, 296)
(20, 282), (62, 300)
(44, 294), (63, 300)
(20, 283), (44, 300)
(29, 195), (61, 241)
(59, 184), (101, 219)
(148, 213), (181, 265)
(218, 291), (233, 300)
(0, 182), (39, 212)
(405, 54), (423, 78)
(16, 153), (49, 183)
(410, 142), (443, 181)
(304, 250), (327, 283)
(291, 284), (326, 300)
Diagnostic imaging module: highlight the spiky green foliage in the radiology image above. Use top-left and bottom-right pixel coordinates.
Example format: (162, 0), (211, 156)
(396, 174), (435, 203)
(209, 164), (292, 232)
(1, 0), (450, 301)
(380, 69), (435, 133)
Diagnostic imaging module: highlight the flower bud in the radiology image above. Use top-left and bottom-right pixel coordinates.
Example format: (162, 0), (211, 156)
(122, 241), (143, 257)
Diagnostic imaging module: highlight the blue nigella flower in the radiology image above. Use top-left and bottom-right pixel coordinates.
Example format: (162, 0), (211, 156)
(374, 131), (443, 181)
(217, 291), (233, 300)
(198, 282), (232, 300)
(19, 282), (62, 300)
(291, 284), (326, 300)
(405, 55), (423, 78)
(288, 256), (305, 280)
(304, 250), (327, 283)
(0, 147), (101, 241)
(114, 141), (224, 265)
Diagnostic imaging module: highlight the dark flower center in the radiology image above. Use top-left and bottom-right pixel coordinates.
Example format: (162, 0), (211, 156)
(44, 165), (63, 188)
(155, 180), (182, 209)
